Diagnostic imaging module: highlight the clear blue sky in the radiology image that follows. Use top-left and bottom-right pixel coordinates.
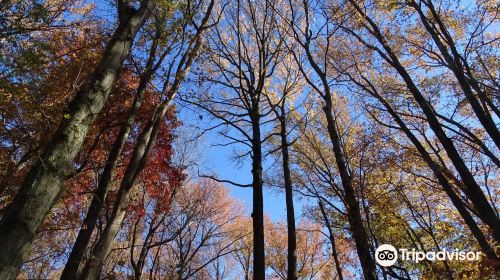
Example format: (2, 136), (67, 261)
(176, 105), (305, 222)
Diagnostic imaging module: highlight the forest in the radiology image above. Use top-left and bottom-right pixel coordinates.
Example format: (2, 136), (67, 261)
(0, 0), (499, 279)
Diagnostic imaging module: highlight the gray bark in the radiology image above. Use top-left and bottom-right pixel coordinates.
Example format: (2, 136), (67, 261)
(61, 26), (166, 279)
(302, 33), (378, 280)
(318, 200), (344, 280)
(80, 114), (161, 280)
(279, 113), (297, 280)
(287, 2), (378, 277)
(0, 2), (151, 279)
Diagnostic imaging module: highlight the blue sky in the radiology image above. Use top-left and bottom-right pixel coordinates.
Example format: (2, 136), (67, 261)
(176, 106), (305, 222)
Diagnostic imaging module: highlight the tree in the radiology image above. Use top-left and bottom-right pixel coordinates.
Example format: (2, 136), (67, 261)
(407, 0), (500, 148)
(264, 51), (306, 280)
(335, 0), (500, 245)
(266, 219), (331, 280)
(184, 0), (285, 277)
(155, 179), (244, 280)
(0, 23), (104, 204)
(320, 0), (499, 261)
(79, 1), (216, 278)
(290, 94), (378, 278)
(281, 0), (378, 278)
(61, 3), (187, 277)
(1, 0), (499, 278)
(94, 179), (244, 279)
(0, 0), (153, 277)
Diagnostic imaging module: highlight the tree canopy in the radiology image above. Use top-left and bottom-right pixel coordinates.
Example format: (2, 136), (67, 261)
(0, 0), (498, 279)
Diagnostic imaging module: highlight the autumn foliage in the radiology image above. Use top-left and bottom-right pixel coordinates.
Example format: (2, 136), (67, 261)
(0, 0), (499, 279)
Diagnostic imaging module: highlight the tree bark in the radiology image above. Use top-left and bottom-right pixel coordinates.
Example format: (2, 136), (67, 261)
(301, 38), (378, 278)
(409, 0), (500, 149)
(385, 101), (499, 260)
(318, 200), (344, 280)
(251, 116), (266, 280)
(131, 217), (155, 280)
(278, 108), (298, 280)
(322, 94), (378, 280)
(0, 3), (151, 279)
(78, 4), (213, 277)
(289, 4), (378, 274)
(386, 44), (500, 244)
(61, 70), (151, 280)
(61, 31), (163, 278)
(80, 113), (161, 280)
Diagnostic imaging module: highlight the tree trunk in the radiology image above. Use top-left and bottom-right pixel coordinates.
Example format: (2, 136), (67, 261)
(388, 107), (498, 259)
(318, 200), (344, 280)
(80, 112), (161, 280)
(388, 51), (500, 244)
(251, 116), (266, 280)
(78, 6), (213, 273)
(0, 4), (150, 279)
(61, 72), (151, 280)
(298, 20), (378, 277)
(61, 29), (164, 279)
(410, 0), (500, 150)
(322, 93), (378, 280)
(79, 1), (217, 275)
(132, 214), (162, 280)
(62, 29), (163, 276)
(279, 112), (298, 280)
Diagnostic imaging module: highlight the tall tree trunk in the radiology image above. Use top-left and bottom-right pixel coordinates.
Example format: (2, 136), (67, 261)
(80, 113), (162, 280)
(318, 200), (344, 280)
(278, 111), (298, 280)
(387, 102), (498, 259)
(61, 73), (150, 280)
(131, 223), (152, 280)
(322, 92), (378, 280)
(251, 116), (266, 280)
(387, 49), (500, 244)
(78, 4), (213, 276)
(295, 11), (378, 275)
(0, 3), (151, 279)
(131, 213), (166, 280)
(61, 30), (163, 277)
(133, 252), (146, 280)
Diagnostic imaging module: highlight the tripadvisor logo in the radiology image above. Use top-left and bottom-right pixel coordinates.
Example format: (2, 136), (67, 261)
(375, 244), (398, 267)
(375, 244), (481, 267)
